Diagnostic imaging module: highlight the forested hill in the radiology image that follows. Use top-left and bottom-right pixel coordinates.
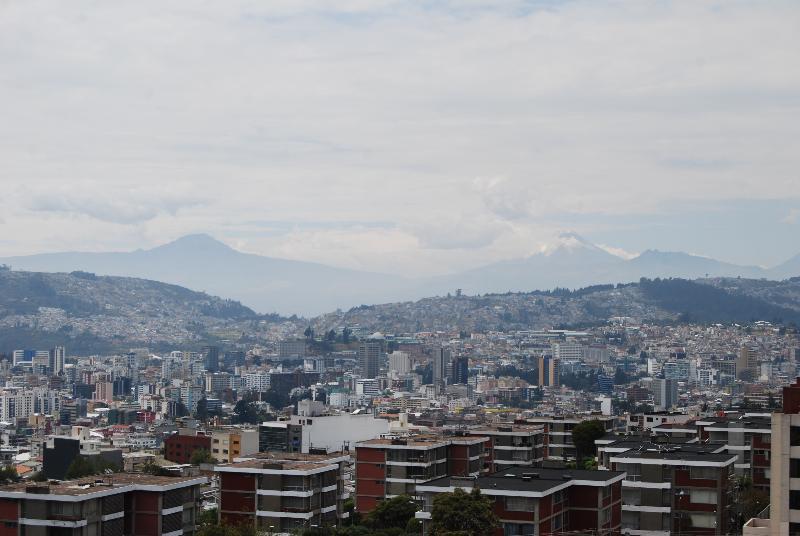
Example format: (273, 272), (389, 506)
(311, 277), (800, 333)
(0, 268), (274, 353)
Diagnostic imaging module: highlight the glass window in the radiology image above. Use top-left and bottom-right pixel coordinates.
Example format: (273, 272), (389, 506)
(689, 489), (717, 505)
(787, 459), (799, 478)
(791, 490), (800, 510)
(505, 497), (535, 512)
(689, 513), (716, 528)
(791, 427), (800, 447)
(689, 466), (717, 480)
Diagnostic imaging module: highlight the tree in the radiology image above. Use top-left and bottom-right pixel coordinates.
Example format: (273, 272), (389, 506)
(304, 327), (314, 340)
(571, 419), (607, 462)
(190, 449), (215, 465)
(365, 495), (418, 530)
(195, 397), (209, 421)
(65, 456), (118, 479)
(0, 466), (19, 483)
(198, 507), (218, 528)
(429, 488), (499, 536)
(232, 399), (260, 424)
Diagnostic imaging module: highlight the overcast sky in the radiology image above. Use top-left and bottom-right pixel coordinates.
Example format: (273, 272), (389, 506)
(1, 0), (798, 276)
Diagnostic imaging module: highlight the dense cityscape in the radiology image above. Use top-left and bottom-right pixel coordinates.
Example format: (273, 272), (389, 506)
(0, 315), (795, 534)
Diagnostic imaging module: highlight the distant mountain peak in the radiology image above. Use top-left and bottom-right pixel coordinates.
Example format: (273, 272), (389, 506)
(155, 234), (234, 252)
(541, 232), (605, 256)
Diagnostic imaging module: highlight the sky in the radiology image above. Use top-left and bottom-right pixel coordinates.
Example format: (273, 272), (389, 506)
(0, 0), (798, 276)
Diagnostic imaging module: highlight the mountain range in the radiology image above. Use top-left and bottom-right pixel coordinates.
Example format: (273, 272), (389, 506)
(1, 233), (798, 315)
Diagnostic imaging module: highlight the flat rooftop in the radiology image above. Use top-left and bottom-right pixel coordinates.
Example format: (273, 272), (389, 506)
(0, 473), (205, 498)
(420, 466), (625, 495)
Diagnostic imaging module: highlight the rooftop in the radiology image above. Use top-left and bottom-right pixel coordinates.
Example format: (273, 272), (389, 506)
(0, 473), (205, 498)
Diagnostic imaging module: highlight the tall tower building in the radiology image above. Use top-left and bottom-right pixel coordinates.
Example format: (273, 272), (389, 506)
(736, 346), (759, 380)
(537, 356), (559, 387)
(50, 346), (65, 375)
(203, 345), (220, 373)
(653, 378), (677, 411)
(450, 355), (469, 385)
(358, 341), (383, 379)
(432, 347), (451, 393)
(388, 351), (411, 376)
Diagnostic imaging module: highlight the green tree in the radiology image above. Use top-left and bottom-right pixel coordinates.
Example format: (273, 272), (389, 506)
(571, 419), (606, 462)
(429, 488), (499, 536)
(0, 466), (19, 483)
(232, 399), (260, 424)
(198, 507), (218, 528)
(190, 449), (215, 465)
(365, 495), (417, 530)
(65, 456), (118, 479)
(195, 397), (209, 421)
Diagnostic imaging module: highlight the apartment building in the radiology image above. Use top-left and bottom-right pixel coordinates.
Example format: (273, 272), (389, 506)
(354, 434), (488, 512)
(468, 424), (544, 473)
(0, 474), (206, 536)
(210, 429), (259, 463)
(526, 415), (614, 461)
(215, 452), (350, 533)
(744, 378), (800, 536)
(415, 466), (624, 536)
(609, 447), (737, 535)
(164, 430), (211, 465)
(694, 415), (772, 492)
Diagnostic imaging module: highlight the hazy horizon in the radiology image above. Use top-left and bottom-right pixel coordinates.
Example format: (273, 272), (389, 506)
(1, 1), (798, 277)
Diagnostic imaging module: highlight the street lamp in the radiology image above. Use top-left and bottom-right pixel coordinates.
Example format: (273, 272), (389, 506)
(675, 489), (687, 536)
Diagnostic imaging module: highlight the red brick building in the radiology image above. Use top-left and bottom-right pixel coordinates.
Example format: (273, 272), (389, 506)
(467, 424), (544, 473)
(164, 432), (211, 464)
(0, 474), (206, 536)
(355, 435), (488, 513)
(215, 452), (351, 533)
(415, 466), (624, 535)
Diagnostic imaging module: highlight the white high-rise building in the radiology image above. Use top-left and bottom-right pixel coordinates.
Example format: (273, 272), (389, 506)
(51, 346), (65, 375)
(389, 351), (411, 376)
(243, 373), (271, 391)
(551, 341), (584, 361)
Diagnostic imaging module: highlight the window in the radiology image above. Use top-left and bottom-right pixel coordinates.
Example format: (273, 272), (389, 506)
(602, 485), (612, 500)
(689, 466), (717, 480)
(790, 490), (800, 510)
(505, 497), (535, 511)
(689, 513), (716, 529)
(503, 523), (535, 536)
(552, 513), (563, 530)
(791, 426), (800, 446)
(553, 491), (564, 504)
(600, 508), (611, 524)
(689, 489), (717, 505)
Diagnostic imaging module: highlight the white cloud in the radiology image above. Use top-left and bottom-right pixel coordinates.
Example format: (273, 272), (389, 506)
(0, 0), (797, 272)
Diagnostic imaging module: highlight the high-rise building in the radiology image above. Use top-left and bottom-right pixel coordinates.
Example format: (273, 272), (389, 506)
(736, 346), (759, 380)
(358, 341), (383, 379)
(432, 347), (451, 393)
(203, 345), (220, 372)
(653, 377), (678, 411)
(450, 355), (469, 385)
(50, 346), (65, 375)
(388, 351), (411, 376)
(537, 356), (559, 387)
(223, 350), (245, 370)
(551, 341), (584, 361)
